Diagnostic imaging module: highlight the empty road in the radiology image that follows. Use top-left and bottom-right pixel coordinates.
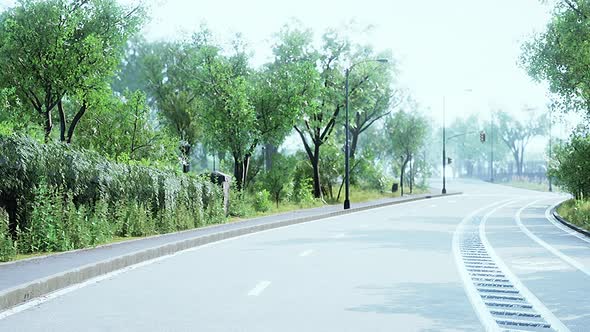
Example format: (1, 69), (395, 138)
(1, 179), (588, 331)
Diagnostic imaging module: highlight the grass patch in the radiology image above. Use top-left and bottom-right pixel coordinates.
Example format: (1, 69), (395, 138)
(501, 180), (556, 192)
(557, 199), (590, 232)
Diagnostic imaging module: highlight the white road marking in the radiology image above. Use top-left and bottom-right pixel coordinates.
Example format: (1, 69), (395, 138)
(0, 194), (456, 319)
(516, 200), (590, 277)
(299, 249), (314, 257)
(247, 281), (271, 296)
(331, 233), (346, 239)
(481, 201), (570, 332)
(430, 204), (437, 208)
(452, 200), (510, 331)
(545, 202), (590, 245)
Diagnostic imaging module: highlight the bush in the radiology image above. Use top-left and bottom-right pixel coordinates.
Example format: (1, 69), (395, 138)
(0, 134), (225, 258)
(558, 199), (590, 231)
(228, 189), (254, 217)
(253, 190), (272, 213)
(0, 208), (16, 262)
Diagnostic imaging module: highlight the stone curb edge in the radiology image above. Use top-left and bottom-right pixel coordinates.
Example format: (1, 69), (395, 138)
(0, 192), (460, 312)
(551, 205), (590, 238)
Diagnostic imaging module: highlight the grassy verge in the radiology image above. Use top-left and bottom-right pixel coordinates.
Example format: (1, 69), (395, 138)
(4, 188), (412, 263)
(501, 180), (555, 192)
(557, 199), (590, 232)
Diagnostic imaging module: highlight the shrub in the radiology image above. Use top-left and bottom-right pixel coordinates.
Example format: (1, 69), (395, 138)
(228, 189), (254, 218)
(0, 133), (225, 259)
(0, 208), (16, 262)
(253, 190), (272, 213)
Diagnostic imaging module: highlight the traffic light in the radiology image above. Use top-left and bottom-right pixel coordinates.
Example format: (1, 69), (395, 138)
(447, 157), (452, 165)
(480, 131), (486, 143)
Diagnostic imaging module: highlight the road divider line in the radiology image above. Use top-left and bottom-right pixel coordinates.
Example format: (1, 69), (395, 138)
(299, 250), (314, 257)
(482, 200), (569, 332)
(452, 199), (513, 332)
(516, 200), (590, 277)
(248, 281), (271, 297)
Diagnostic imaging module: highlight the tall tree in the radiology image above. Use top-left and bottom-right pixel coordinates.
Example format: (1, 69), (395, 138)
(0, 0), (144, 142)
(142, 41), (203, 172)
(385, 108), (428, 196)
(521, 0), (590, 116)
(496, 109), (548, 176)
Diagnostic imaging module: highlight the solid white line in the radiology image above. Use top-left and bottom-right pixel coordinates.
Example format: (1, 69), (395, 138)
(299, 249), (314, 257)
(516, 200), (590, 277)
(481, 200), (570, 332)
(452, 199), (512, 332)
(247, 281), (271, 296)
(0, 193), (460, 319)
(544, 202), (590, 245)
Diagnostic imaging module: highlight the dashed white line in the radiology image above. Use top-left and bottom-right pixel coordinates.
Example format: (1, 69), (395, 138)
(331, 233), (346, 239)
(247, 281), (271, 296)
(430, 204), (438, 208)
(299, 249), (314, 257)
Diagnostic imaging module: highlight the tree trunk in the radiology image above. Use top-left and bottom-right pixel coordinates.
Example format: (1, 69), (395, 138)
(233, 156), (244, 191)
(400, 156), (410, 197)
(44, 111), (53, 143)
(409, 157), (414, 194)
(181, 145), (191, 173)
(242, 154), (251, 189)
(519, 149), (525, 177)
(58, 101), (66, 142)
(66, 101), (87, 144)
(311, 147), (322, 199)
(264, 143), (277, 171)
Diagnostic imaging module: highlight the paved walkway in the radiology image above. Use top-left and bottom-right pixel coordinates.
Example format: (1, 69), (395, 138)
(0, 192), (440, 292)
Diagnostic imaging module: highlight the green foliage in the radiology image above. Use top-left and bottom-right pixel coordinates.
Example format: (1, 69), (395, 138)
(549, 127), (590, 199)
(385, 107), (428, 195)
(521, 1), (590, 115)
(253, 190), (272, 213)
(228, 189), (254, 218)
(262, 154), (295, 207)
(0, 0), (145, 142)
(0, 133), (224, 258)
(558, 199), (590, 231)
(0, 208), (16, 262)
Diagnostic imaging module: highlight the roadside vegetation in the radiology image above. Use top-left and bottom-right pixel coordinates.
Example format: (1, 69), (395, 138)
(557, 199), (590, 232)
(520, 0), (590, 228)
(0, 1), (432, 262)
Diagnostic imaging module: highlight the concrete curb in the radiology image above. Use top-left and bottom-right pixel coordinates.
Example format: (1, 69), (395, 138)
(0, 192), (459, 312)
(552, 206), (590, 238)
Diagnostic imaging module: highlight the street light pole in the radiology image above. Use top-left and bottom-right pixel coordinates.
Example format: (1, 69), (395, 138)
(548, 108), (553, 192)
(490, 111), (494, 183)
(442, 96), (447, 194)
(344, 58), (388, 210)
(344, 67), (351, 210)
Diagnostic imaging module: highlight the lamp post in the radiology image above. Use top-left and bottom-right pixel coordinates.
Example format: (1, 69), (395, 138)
(548, 107), (553, 192)
(344, 58), (389, 210)
(442, 97), (447, 194)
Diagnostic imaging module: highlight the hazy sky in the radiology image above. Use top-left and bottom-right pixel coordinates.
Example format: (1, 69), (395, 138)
(140, 0), (553, 123)
(0, 0), (576, 149)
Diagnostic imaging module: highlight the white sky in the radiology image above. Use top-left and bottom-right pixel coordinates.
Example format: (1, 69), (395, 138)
(142, 0), (553, 123)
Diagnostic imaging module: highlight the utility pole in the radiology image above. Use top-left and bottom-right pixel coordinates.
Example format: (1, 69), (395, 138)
(442, 97), (447, 194)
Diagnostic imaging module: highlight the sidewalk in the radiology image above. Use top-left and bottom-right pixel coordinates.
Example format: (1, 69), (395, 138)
(0, 191), (456, 310)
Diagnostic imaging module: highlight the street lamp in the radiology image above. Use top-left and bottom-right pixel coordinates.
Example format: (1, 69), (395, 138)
(344, 58), (389, 210)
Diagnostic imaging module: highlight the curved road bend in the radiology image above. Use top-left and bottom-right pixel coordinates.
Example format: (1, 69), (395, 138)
(0, 179), (588, 332)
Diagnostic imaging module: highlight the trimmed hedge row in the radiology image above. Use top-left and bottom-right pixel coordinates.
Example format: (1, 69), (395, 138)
(0, 134), (225, 261)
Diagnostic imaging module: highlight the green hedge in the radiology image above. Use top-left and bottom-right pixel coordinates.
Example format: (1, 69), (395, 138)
(0, 134), (225, 261)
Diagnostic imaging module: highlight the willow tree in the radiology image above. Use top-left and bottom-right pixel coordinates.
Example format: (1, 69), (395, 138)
(0, 0), (144, 142)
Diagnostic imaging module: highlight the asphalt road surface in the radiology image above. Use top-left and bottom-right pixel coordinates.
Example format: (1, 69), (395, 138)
(1, 179), (588, 332)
